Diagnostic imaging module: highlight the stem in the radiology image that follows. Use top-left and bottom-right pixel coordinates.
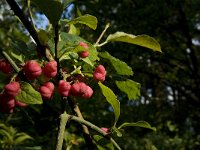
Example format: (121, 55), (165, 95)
(56, 112), (69, 150)
(67, 114), (121, 150)
(96, 41), (108, 48)
(0, 50), (20, 73)
(54, 24), (61, 76)
(73, 104), (90, 135)
(94, 23), (110, 47)
(68, 98), (94, 150)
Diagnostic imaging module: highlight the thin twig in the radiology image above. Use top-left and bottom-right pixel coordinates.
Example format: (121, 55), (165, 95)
(0, 50), (20, 73)
(96, 41), (108, 47)
(68, 98), (94, 150)
(94, 23), (110, 47)
(67, 113), (122, 150)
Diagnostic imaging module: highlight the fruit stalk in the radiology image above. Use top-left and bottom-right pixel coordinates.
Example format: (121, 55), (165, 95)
(94, 23), (110, 47)
(64, 113), (122, 150)
(0, 50), (20, 73)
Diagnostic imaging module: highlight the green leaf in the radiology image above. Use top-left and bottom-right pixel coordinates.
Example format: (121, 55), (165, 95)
(118, 121), (157, 132)
(112, 127), (122, 137)
(98, 82), (120, 126)
(99, 51), (133, 76)
(14, 132), (33, 144)
(93, 135), (114, 150)
(68, 24), (80, 35)
(32, 0), (63, 26)
(9, 39), (29, 62)
(15, 81), (43, 104)
(0, 129), (13, 141)
(38, 29), (51, 45)
(9, 51), (25, 63)
(106, 32), (161, 52)
(67, 14), (98, 30)
(81, 57), (94, 67)
(115, 79), (141, 100)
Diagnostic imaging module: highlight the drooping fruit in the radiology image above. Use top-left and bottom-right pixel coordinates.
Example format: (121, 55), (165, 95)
(93, 72), (106, 82)
(39, 82), (55, 100)
(58, 80), (71, 97)
(70, 82), (87, 96)
(82, 85), (93, 99)
(4, 81), (21, 97)
(24, 60), (42, 80)
(93, 65), (106, 82)
(70, 82), (93, 99)
(42, 82), (54, 92)
(43, 60), (57, 78)
(94, 65), (106, 74)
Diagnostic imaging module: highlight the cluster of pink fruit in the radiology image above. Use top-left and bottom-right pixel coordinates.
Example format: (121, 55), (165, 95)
(0, 82), (27, 113)
(0, 42), (107, 113)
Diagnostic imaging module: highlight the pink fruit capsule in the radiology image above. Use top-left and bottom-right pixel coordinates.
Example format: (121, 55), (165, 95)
(4, 81), (21, 97)
(58, 80), (71, 97)
(43, 60), (57, 78)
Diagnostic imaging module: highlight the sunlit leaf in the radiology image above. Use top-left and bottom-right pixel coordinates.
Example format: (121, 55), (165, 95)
(115, 79), (141, 100)
(98, 82), (120, 126)
(118, 121), (156, 132)
(38, 29), (51, 45)
(99, 51), (133, 76)
(66, 14), (98, 30)
(81, 57), (94, 67)
(68, 24), (80, 35)
(15, 81), (43, 104)
(106, 32), (161, 52)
